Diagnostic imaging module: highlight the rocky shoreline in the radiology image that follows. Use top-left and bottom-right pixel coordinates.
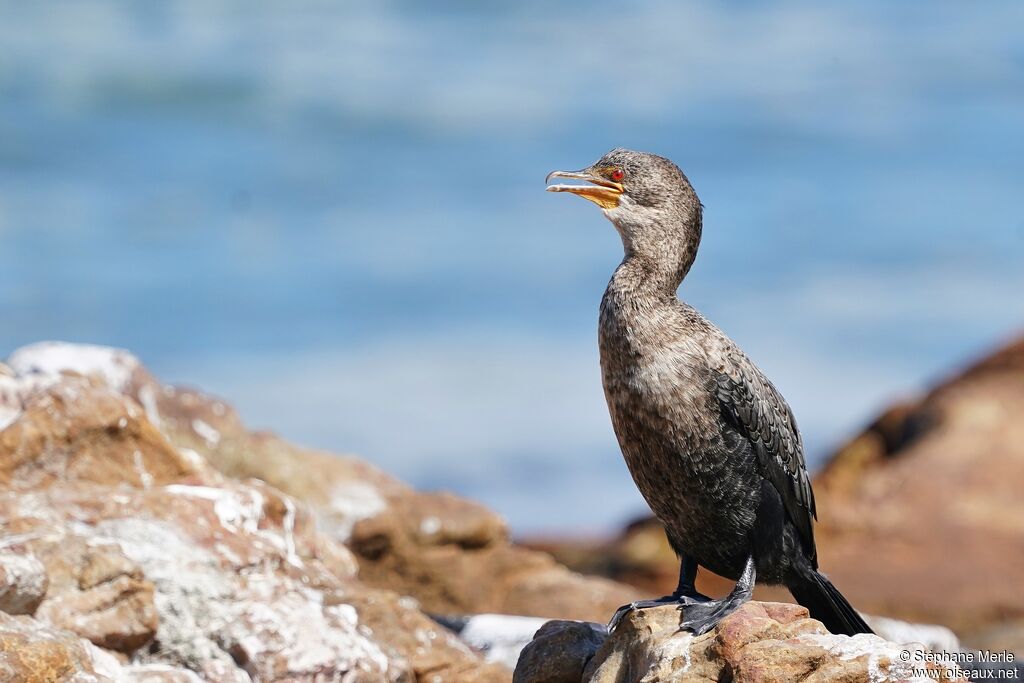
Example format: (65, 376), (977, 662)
(0, 341), (998, 681)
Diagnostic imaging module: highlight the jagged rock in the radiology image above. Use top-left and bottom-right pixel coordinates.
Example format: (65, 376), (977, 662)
(0, 610), (214, 682)
(813, 336), (1024, 646)
(514, 602), (960, 683)
(349, 494), (636, 621)
(0, 610), (123, 682)
(0, 343), (511, 681)
(0, 552), (48, 615)
(31, 535), (159, 653)
(0, 374), (202, 491)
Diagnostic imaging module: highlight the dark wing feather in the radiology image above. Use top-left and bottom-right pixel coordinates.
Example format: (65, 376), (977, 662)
(715, 360), (817, 558)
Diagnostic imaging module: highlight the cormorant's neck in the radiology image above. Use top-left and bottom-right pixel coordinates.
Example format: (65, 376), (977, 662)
(610, 210), (702, 299)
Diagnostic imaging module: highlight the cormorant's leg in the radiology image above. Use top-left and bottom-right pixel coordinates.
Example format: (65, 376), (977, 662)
(608, 555), (710, 631)
(672, 554), (711, 602)
(679, 554), (756, 635)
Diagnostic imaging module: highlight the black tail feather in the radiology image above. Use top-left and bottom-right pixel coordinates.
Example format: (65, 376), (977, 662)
(788, 569), (873, 636)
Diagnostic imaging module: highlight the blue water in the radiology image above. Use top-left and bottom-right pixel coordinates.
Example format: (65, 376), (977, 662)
(2, 1), (1022, 532)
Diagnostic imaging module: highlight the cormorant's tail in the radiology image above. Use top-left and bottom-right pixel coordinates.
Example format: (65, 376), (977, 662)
(787, 568), (873, 636)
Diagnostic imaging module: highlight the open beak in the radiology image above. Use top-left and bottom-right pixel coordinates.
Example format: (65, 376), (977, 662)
(545, 170), (624, 209)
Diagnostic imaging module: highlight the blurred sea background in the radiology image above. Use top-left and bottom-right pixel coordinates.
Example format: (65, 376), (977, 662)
(2, 1), (1022, 533)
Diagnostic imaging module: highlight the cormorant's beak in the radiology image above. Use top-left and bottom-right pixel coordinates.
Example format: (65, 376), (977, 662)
(545, 170), (623, 210)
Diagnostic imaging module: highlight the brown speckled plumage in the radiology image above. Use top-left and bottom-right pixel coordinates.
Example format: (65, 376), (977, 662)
(549, 148), (871, 636)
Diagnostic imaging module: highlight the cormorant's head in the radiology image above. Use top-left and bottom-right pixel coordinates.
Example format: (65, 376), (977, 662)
(546, 149), (703, 275)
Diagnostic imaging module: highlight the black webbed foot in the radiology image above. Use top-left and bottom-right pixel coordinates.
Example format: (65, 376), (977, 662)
(678, 555), (756, 635)
(607, 591), (712, 632)
(607, 554), (756, 634)
(678, 594), (748, 635)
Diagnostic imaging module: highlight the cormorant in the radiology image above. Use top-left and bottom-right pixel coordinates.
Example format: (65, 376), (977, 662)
(546, 149), (873, 637)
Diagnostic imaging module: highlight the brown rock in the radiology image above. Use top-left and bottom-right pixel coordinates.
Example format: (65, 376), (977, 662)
(0, 376), (199, 491)
(0, 610), (121, 682)
(351, 506), (638, 622)
(27, 534), (158, 653)
(814, 335), (1024, 642)
(0, 474), (508, 682)
(0, 610), (210, 682)
(36, 572), (158, 653)
(0, 552), (48, 615)
(1, 342), (516, 681)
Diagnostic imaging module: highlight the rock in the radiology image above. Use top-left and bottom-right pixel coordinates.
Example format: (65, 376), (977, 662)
(513, 620), (607, 683)
(32, 536), (159, 653)
(0, 342), (515, 681)
(7, 341), (147, 394)
(0, 470), (500, 681)
(0, 374), (201, 491)
(514, 602), (959, 683)
(0, 610), (123, 682)
(349, 498), (637, 622)
(0, 552), (48, 615)
(814, 336), (1024, 645)
(0, 610), (214, 682)
(214, 576), (392, 682)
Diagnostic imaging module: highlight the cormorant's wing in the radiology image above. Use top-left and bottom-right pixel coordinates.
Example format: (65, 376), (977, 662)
(714, 359), (817, 558)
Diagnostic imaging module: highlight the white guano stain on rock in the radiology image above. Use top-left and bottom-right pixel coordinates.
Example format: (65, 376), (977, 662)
(220, 574), (390, 681)
(420, 515), (442, 536)
(323, 481), (388, 542)
(132, 450), (154, 490)
(191, 419), (221, 446)
(162, 485), (263, 535)
(176, 448), (208, 470)
(655, 630), (694, 674)
(137, 383), (161, 428)
(0, 552), (49, 615)
(0, 371), (55, 431)
(91, 517), (249, 672)
(280, 496), (301, 568)
(8, 342), (140, 393)
(867, 614), (961, 654)
(794, 632), (955, 683)
(121, 663), (206, 682)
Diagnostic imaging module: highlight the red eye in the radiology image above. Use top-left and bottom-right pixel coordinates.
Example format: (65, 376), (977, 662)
(610, 168), (625, 182)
